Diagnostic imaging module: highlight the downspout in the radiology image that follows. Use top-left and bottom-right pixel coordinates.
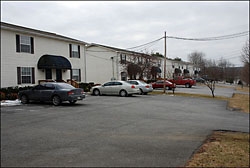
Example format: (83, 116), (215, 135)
(116, 52), (119, 80)
(84, 44), (87, 83)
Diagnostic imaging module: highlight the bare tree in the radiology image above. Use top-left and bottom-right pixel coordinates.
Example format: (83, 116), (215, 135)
(241, 40), (249, 64)
(127, 63), (141, 80)
(217, 57), (235, 83)
(204, 79), (216, 98)
(240, 40), (249, 85)
(188, 51), (206, 77)
(120, 52), (159, 80)
(200, 59), (216, 97)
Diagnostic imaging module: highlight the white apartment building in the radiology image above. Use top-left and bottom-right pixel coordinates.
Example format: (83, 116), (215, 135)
(86, 43), (161, 84)
(160, 58), (199, 78)
(1, 22), (197, 88)
(1, 22), (88, 88)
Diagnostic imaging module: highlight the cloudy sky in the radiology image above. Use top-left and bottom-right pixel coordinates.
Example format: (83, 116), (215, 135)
(1, 1), (249, 66)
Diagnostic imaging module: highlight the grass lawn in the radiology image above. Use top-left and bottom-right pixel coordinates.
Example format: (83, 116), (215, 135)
(228, 86), (249, 113)
(185, 131), (249, 167)
(228, 93), (249, 113)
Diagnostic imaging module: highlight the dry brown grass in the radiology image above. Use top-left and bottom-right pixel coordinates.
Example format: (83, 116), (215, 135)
(185, 131), (250, 167)
(228, 93), (249, 113)
(236, 86), (250, 93)
(227, 84), (249, 113)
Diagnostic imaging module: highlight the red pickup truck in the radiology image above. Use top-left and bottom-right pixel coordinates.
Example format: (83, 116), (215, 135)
(168, 76), (196, 88)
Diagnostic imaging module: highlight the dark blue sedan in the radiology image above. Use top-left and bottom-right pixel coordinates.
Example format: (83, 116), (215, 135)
(18, 82), (85, 106)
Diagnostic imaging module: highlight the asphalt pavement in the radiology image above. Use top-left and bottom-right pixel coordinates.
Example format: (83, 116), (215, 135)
(1, 92), (249, 167)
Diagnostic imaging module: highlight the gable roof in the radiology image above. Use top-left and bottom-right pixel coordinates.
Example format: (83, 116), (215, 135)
(87, 43), (151, 57)
(1, 22), (89, 45)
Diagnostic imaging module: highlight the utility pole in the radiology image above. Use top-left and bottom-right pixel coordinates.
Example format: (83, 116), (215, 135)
(163, 31), (167, 93)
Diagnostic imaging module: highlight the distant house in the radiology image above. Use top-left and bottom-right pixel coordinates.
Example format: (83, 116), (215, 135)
(1, 22), (88, 88)
(164, 59), (199, 78)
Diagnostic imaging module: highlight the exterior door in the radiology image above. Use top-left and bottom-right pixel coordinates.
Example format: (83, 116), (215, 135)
(56, 69), (62, 81)
(45, 69), (52, 79)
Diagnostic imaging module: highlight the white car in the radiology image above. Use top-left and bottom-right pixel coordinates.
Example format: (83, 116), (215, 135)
(127, 80), (153, 95)
(90, 81), (140, 97)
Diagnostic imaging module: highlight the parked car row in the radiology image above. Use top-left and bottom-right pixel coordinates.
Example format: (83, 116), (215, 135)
(17, 79), (177, 106)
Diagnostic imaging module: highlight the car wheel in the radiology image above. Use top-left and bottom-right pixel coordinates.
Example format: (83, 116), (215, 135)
(185, 83), (190, 88)
(52, 95), (61, 106)
(139, 88), (143, 95)
(119, 90), (127, 97)
(20, 95), (29, 104)
(69, 100), (77, 104)
(166, 86), (170, 90)
(93, 89), (100, 96)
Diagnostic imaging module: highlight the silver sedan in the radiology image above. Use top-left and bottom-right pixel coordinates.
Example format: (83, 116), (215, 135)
(90, 81), (140, 97)
(127, 80), (153, 95)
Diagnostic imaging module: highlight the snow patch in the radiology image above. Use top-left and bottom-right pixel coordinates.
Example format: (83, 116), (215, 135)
(1, 99), (22, 106)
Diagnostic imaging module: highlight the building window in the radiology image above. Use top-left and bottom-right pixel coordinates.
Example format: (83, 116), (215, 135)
(120, 54), (126, 64)
(72, 69), (81, 81)
(69, 44), (80, 58)
(16, 34), (34, 54)
(17, 67), (35, 84)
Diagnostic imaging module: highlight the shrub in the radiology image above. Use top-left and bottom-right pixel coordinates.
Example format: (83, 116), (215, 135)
(78, 82), (95, 92)
(0, 86), (33, 100)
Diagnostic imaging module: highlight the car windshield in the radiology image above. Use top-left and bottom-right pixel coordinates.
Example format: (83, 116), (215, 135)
(55, 83), (75, 89)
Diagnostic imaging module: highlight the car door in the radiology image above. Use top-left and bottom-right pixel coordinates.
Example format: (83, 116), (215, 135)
(28, 85), (43, 101)
(156, 81), (163, 88)
(112, 82), (123, 95)
(101, 82), (113, 95)
(40, 83), (55, 101)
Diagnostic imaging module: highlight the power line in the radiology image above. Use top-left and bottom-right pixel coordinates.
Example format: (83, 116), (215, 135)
(125, 37), (164, 50)
(123, 31), (249, 52)
(167, 31), (249, 41)
(130, 39), (162, 52)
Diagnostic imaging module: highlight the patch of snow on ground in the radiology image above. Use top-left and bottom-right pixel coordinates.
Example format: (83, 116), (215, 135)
(1, 99), (22, 106)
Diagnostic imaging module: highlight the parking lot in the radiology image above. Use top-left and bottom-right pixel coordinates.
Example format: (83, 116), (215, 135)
(1, 86), (249, 167)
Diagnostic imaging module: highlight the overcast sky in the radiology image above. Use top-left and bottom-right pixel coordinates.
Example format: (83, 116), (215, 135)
(1, 1), (249, 66)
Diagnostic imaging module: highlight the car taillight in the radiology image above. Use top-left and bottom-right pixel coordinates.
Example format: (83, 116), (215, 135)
(145, 85), (150, 88)
(81, 91), (85, 94)
(68, 91), (74, 95)
(131, 85), (135, 89)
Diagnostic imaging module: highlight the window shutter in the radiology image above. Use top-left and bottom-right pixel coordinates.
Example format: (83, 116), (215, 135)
(16, 35), (20, 52)
(17, 67), (21, 84)
(69, 44), (72, 57)
(79, 69), (81, 82)
(78, 45), (80, 58)
(30, 37), (34, 54)
(32, 67), (35, 84)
